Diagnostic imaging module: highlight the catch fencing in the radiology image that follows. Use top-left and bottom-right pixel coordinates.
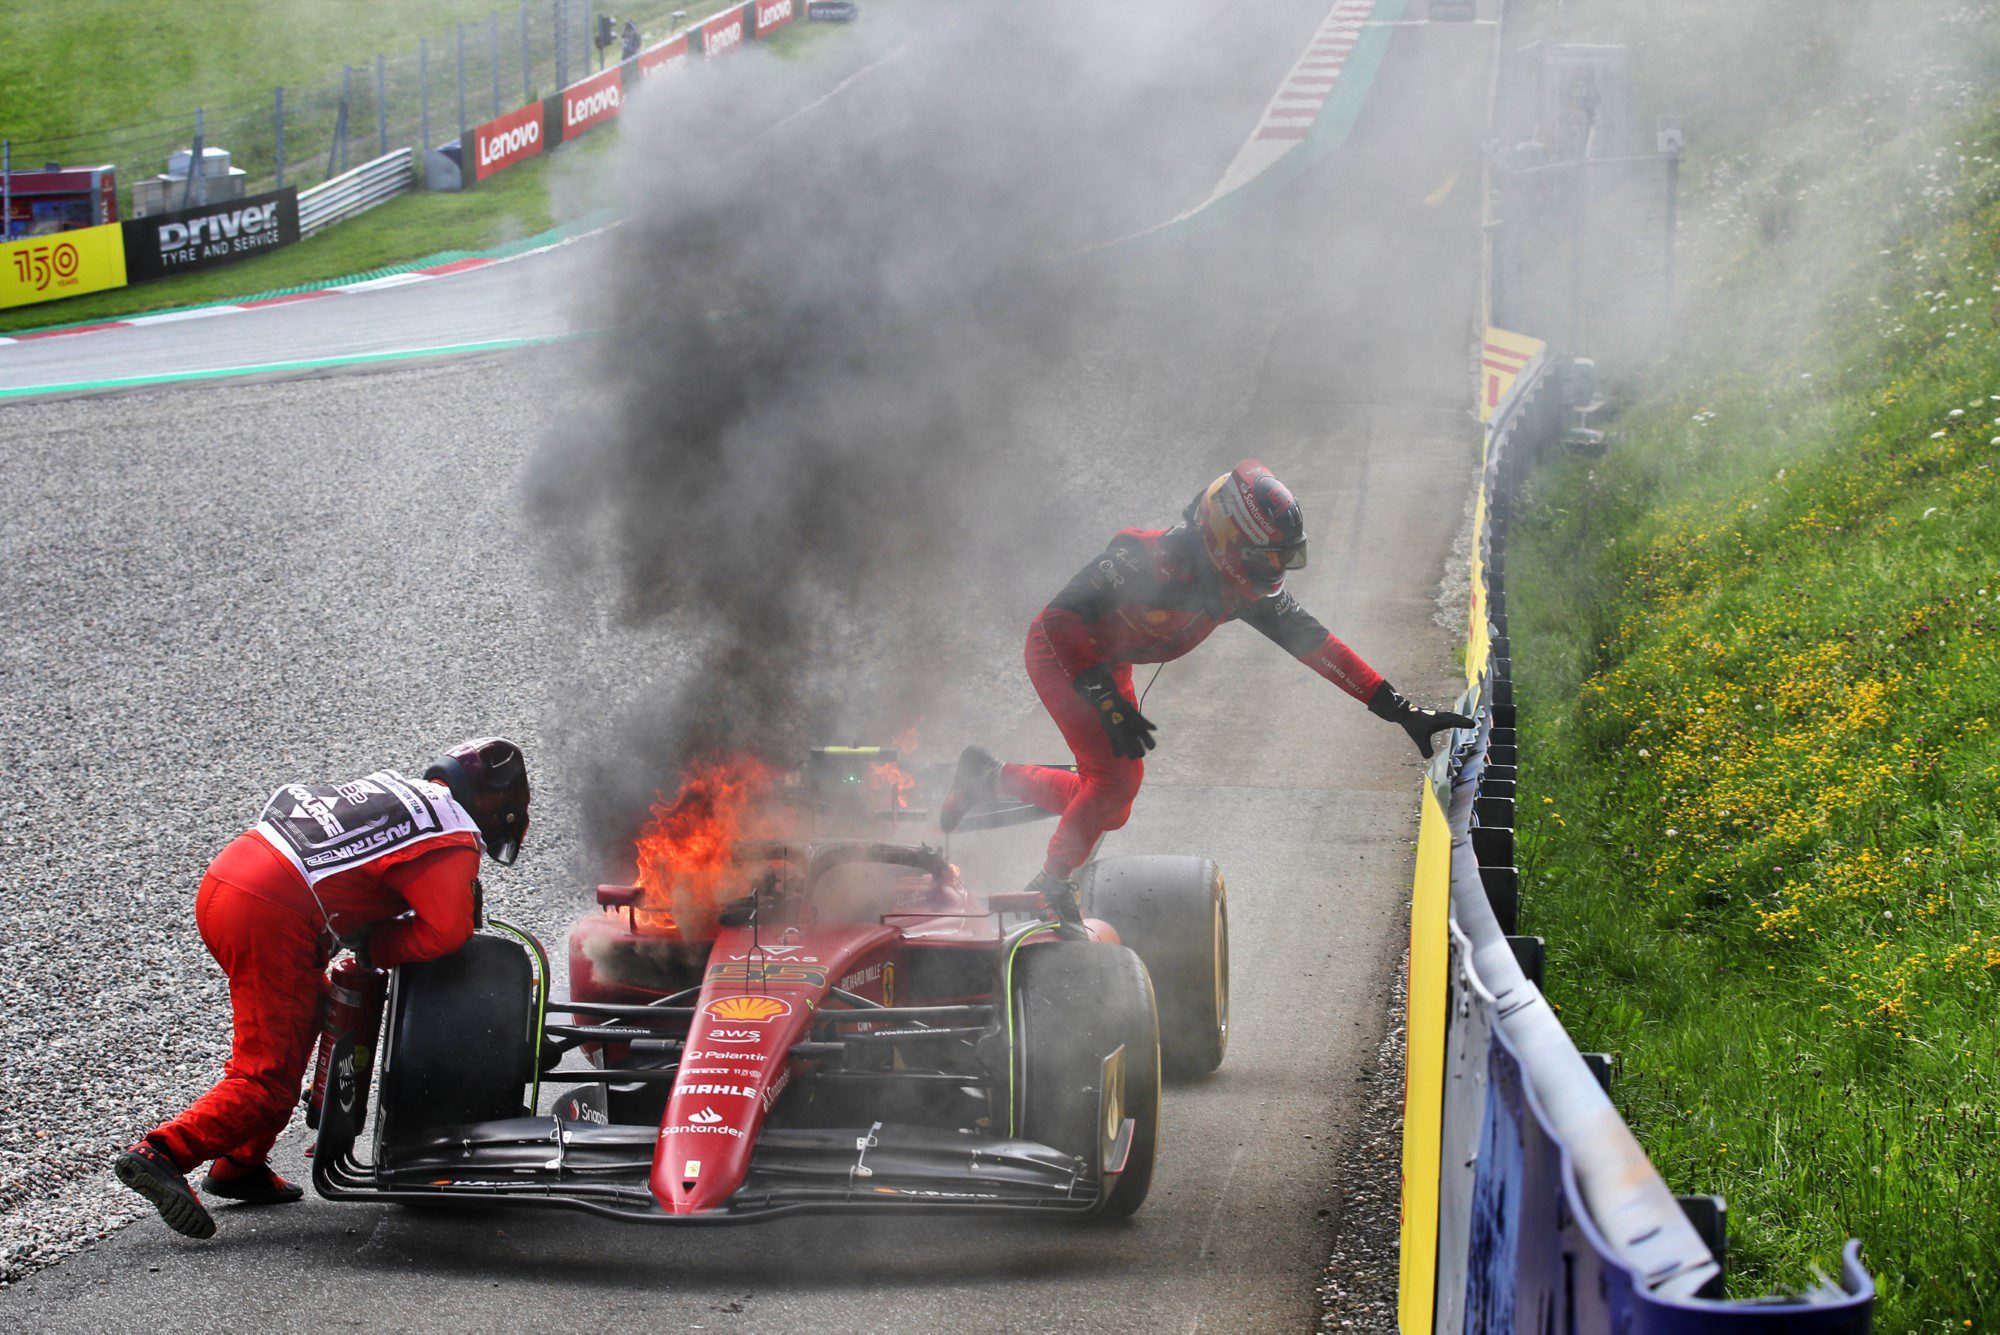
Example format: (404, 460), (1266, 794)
(0, 0), (744, 209)
(1395, 338), (1879, 1329)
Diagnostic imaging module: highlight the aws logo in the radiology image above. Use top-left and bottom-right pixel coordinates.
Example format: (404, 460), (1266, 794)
(705, 995), (792, 1024)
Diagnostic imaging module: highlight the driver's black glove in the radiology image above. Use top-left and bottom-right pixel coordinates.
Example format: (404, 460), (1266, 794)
(1367, 681), (1476, 760)
(1073, 666), (1158, 760)
(336, 927), (377, 972)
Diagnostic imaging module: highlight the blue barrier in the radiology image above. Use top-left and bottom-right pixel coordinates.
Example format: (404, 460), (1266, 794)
(1412, 342), (1877, 1330)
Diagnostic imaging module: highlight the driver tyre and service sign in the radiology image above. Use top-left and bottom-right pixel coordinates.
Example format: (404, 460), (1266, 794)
(120, 188), (300, 283)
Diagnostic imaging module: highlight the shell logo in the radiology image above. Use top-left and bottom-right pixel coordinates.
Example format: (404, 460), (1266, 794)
(705, 995), (791, 1023)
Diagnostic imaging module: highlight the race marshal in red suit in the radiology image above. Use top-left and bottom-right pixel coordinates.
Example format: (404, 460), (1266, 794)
(112, 738), (531, 1239)
(941, 461), (1473, 927)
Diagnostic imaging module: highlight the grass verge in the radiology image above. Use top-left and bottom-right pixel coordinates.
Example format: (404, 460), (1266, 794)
(1, 11), (863, 334)
(1508, 10), (2000, 1327)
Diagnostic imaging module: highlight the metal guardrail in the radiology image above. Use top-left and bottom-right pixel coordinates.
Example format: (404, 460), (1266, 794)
(298, 148), (414, 237)
(1414, 350), (1878, 1329)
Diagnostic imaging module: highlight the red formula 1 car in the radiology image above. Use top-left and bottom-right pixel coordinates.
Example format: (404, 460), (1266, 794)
(311, 748), (1228, 1223)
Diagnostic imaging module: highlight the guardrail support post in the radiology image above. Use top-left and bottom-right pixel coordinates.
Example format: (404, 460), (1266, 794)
(456, 24), (469, 151)
(376, 54), (388, 158)
(1471, 825), (1513, 869)
(1479, 864), (1519, 934)
(490, 12), (503, 117)
(555, 0), (570, 92)
(1676, 1195), (1728, 1299)
(521, 0), (534, 101)
(273, 87), (285, 189)
(1505, 935), (1545, 990)
(420, 38), (431, 152)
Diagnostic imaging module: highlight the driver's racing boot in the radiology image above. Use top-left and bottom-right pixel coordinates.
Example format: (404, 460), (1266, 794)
(1026, 869), (1088, 940)
(114, 1141), (217, 1239)
(200, 1156), (304, 1205)
(939, 746), (1001, 833)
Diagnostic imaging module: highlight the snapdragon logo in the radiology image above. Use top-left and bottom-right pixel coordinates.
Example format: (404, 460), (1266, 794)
(480, 119), (540, 167)
(567, 83), (622, 128)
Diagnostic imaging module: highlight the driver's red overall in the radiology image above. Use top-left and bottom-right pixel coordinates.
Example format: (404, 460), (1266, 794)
(145, 831), (481, 1175)
(1001, 527), (1382, 877)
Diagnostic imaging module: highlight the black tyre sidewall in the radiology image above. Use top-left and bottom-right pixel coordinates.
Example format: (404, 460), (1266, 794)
(377, 935), (536, 1155)
(1011, 941), (1161, 1219)
(1078, 856), (1228, 1078)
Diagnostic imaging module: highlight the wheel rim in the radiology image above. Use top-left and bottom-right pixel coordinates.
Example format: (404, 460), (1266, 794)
(1213, 876), (1230, 1046)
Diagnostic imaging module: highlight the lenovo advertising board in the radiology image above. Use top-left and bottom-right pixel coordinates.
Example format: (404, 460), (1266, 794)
(698, 4), (750, 58)
(637, 32), (692, 77)
(754, 0), (796, 37)
(0, 222), (127, 309)
(562, 66), (625, 141)
(474, 101), (548, 181)
(119, 188), (300, 283)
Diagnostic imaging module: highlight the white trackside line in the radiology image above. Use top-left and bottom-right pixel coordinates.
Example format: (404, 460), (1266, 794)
(124, 307), (244, 326)
(1184, 0), (1380, 210)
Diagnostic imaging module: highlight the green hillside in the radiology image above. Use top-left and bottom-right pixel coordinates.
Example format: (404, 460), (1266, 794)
(1510, 4), (2000, 1326)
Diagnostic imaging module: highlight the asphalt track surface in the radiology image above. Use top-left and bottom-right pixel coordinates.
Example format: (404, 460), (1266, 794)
(0, 3), (1491, 1329)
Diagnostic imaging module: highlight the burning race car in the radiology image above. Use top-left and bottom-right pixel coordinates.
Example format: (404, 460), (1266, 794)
(309, 747), (1228, 1223)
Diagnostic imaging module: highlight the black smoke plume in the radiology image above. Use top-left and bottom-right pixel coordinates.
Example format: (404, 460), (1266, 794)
(528, 4), (1195, 858)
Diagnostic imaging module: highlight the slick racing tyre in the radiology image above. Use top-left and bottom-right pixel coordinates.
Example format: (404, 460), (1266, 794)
(1078, 856), (1228, 1077)
(1010, 941), (1160, 1219)
(376, 934), (536, 1154)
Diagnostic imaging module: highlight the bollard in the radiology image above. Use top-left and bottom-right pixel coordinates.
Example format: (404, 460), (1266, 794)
(1505, 935), (1545, 990)
(1479, 864), (1519, 935)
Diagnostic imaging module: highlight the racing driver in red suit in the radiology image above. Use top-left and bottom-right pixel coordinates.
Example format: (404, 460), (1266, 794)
(942, 461), (1473, 927)
(112, 738), (531, 1239)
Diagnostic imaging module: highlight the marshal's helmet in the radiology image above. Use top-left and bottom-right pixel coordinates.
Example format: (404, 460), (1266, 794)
(1186, 460), (1308, 598)
(425, 737), (531, 865)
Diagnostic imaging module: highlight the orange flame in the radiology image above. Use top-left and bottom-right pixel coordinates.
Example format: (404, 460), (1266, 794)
(866, 723), (923, 814)
(632, 755), (786, 940)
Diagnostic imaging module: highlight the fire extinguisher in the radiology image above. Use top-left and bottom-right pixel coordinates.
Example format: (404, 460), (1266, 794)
(307, 956), (388, 1131)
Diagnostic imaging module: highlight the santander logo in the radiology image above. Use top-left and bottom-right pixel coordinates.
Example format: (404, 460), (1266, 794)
(479, 120), (539, 167)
